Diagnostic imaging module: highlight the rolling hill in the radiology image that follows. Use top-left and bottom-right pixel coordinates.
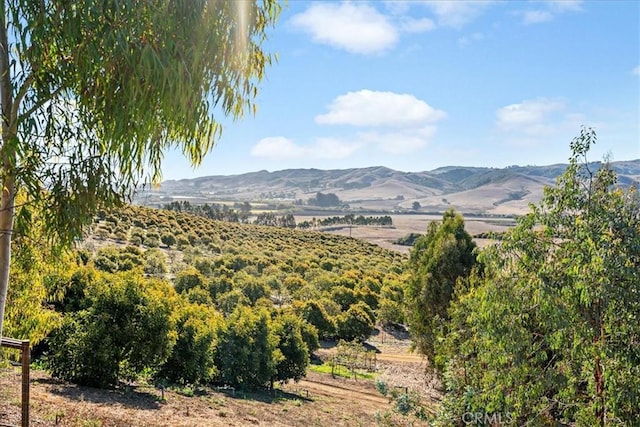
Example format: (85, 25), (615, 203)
(137, 160), (640, 215)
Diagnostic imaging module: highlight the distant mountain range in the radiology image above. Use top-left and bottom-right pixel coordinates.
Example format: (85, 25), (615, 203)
(137, 159), (640, 215)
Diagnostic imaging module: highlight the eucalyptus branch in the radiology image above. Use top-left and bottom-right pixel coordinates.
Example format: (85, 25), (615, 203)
(0, 0), (13, 134)
(18, 84), (65, 124)
(10, 72), (33, 132)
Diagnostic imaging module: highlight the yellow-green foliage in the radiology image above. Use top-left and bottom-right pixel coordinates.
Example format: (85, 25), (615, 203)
(4, 200), (77, 344)
(10, 203), (406, 388)
(158, 300), (222, 385)
(47, 268), (178, 388)
(94, 205), (406, 339)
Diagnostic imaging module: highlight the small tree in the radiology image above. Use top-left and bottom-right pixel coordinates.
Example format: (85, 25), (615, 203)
(336, 302), (375, 342)
(144, 249), (168, 276)
(160, 232), (177, 248)
(299, 300), (336, 340)
(272, 313), (310, 385)
(158, 301), (222, 385)
(214, 306), (280, 389)
(174, 268), (206, 294)
(47, 271), (177, 388)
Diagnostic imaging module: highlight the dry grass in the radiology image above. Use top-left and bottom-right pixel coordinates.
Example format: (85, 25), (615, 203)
(1, 333), (434, 427)
(301, 214), (515, 253)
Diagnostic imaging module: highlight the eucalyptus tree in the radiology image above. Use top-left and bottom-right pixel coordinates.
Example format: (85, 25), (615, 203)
(0, 0), (281, 337)
(436, 129), (640, 425)
(405, 209), (476, 367)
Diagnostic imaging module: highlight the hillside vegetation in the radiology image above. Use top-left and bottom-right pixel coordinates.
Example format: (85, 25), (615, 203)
(144, 160), (640, 215)
(5, 204), (407, 391)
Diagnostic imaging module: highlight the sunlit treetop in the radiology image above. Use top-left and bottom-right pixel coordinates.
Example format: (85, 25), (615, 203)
(1, 0), (281, 242)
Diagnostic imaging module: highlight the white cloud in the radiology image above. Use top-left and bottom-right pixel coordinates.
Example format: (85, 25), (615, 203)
(253, 89), (447, 162)
(251, 125), (440, 161)
(399, 17), (436, 33)
(290, 3), (398, 55)
(522, 10), (554, 24)
(423, 1), (494, 28)
(497, 98), (565, 133)
(633, 66), (640, 76)
(250, 137), (304, 159)
(315, 90), (446, 127)
(358, 126), (438, 154)
(496, 98), (587, 146)
(251, 136), (360, 160)
(520, 0), (582, 25)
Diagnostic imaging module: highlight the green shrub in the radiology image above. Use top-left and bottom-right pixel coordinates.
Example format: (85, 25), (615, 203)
(336, 303), (375, 342)
(375, 379), (388, 397)
(299, 300), (336, 340)
(157, 302), (221, 385)
(272, 313), (310, 384)
(174, 268), (205, 293)
(144, 249), (168, 275)
(214, 306), (279, 389)
(300, 321), (320, 353)
(47, 272), (177, 388)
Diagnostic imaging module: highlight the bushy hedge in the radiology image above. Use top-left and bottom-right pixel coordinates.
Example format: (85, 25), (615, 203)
(157, 302), (222, 385)
(47, 270), (177, 388)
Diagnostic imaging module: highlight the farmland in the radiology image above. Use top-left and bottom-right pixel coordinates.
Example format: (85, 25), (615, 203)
(1, 330), (431, 426)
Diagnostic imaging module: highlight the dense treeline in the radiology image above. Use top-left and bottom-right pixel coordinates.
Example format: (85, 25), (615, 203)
(297, 214), (392, 229)
(405, 130), (640, 426)
(308, 192), (341, 207)
(473, 230), (507, 240)
(392, 232), (422, 246)
(253, 212), (296, 228)
(5, 203), (406, 390)
(163, 200), (251, 223)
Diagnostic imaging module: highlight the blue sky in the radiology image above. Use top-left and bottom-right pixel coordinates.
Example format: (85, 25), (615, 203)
(162, 0), (639, 181)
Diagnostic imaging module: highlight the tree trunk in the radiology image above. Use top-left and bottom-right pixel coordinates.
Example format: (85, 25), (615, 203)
(595, 318), (606, 427)
(0, 1), (16, 339)
(0, 175), (15, 338)
(594, 354), (605, 427)
(593, 297), (605, 427)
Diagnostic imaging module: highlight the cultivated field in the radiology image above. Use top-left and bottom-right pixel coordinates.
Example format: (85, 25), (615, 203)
(299, 214), (516, 252)
(0, 211), (514, 426)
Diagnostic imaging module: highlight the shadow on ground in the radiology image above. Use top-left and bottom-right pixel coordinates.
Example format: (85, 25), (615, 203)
(216, 385), (314, 404)
(34, 377), (162, 410)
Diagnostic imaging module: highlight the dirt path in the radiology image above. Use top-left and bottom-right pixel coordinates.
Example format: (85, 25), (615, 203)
(1, 367), (422, 427)
(376, 352), (424, 363)
(295, 372), (389, 406)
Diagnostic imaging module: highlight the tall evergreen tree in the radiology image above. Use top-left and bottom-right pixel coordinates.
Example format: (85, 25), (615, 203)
(405, 209), (476, 367)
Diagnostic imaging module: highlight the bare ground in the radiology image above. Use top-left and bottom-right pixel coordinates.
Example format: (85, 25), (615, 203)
(306, 214), (515, 252)
(1, 334), (435, 427)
